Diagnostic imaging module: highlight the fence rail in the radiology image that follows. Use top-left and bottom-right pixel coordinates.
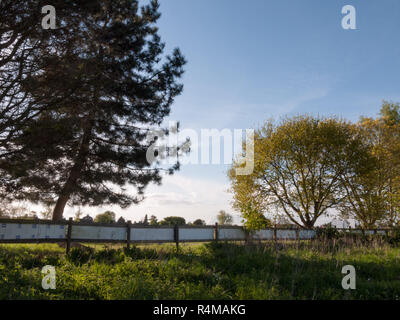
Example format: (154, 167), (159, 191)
(0, 218), (391, 253)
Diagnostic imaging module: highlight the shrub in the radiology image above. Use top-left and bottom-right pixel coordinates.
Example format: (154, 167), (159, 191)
(93, 248), (124, 264)
(66, 247), (94, 265)
(123, 246), (159, 260)
(385, 228), (400, 246)
(315, 224), (340, 240)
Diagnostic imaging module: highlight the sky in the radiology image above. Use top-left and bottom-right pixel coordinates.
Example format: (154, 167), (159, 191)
(52, 0), (400, 225)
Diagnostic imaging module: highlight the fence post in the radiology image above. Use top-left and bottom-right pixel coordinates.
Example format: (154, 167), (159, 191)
(214, 223), (219, 242)
(273, 225), (277, 243)
(66, 218), (73, 254)
(296, 228), (300, 246)
(174, 224), (179, 250)
(126, 220), (131, 249)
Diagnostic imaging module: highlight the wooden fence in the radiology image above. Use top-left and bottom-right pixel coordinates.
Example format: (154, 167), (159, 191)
(0, 218), (390, 253)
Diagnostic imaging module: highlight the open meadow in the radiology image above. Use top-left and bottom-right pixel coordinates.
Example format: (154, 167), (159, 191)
(1, 238), (400, 300)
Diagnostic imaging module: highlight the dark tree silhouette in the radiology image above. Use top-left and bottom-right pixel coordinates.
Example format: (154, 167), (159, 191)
(2, 0), (186, 220)
(0, 1), (97, 154)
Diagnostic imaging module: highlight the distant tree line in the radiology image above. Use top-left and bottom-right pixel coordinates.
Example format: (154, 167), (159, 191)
(0, 204), (236, 228)
(72, 212), (208, 226)
(69, 211), (237, 227)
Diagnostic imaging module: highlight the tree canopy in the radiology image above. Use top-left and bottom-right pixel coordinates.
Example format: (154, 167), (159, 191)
(0, 0), (186, 221)
(217, 210), (233, 225)
(191, 219), (206, 226)
(229, 116), (372, 229)
(341, 102), (400, 227)
(94, 211), (116, 224)
(159, 216), (186, 226)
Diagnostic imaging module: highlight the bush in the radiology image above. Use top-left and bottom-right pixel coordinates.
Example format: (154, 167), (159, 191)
(385, 228), (400, 246)
(123, 246), (158, 260)
(66, 247), (94, 265)
(315, 224), (340, 240)
(93, 248), (124, 264)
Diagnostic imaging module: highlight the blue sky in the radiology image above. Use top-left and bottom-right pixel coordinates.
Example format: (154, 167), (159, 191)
(60, 0), (400, 224)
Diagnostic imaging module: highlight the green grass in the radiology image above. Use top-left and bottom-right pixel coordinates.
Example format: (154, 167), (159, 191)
(1, 241), (400, 299)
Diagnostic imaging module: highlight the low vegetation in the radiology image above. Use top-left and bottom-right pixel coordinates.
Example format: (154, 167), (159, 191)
(1, 239), (400, 300)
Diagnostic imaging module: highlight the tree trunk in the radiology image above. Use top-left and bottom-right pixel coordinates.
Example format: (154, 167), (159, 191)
(52, 119), (93, 221)
(52, 194), (70, 221)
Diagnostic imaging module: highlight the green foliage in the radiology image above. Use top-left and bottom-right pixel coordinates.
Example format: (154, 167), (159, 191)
(1, 0), (186, 221)
(240, 202), (272, 231)
(66, 247), (95, 265)
(159, 216), (186, 226)
(94, 211), (116, 224)
(217, 210), (233, 225)
(123, 246), (158, 260)
(191, 219), (206, 226)
(2, 241), (400, 299)
(340, 108), (400, 228)
(229, 115), (374, 229)
(380, 101), (400, 125)
(149, 215), (159, 226)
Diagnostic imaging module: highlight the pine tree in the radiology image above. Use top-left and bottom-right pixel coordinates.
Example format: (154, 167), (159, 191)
(0, 0), (97, 154)
(2, 0), (186, 220)
(143, 214), (149, 226)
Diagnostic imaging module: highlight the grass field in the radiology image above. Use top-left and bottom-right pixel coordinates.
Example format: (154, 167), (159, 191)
(1, 240), (400, 299)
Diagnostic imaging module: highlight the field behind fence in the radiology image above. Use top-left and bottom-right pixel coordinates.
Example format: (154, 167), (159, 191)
(0, 218), (390, 253)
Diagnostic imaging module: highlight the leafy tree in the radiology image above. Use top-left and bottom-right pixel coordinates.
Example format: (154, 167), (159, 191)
(94, 211), (116, 224)
(159, 216), (186, 226)
(191, 219), (206, 226)
(149, 215), (158, 226)
(142, 214), (149, 226)
(380, 101), (400, 125)
(379, 102), (400, 225)
(227, 169), (269, 230)
(240, 202), (272, 230)
(117, 216), (126, 224)
(229, 116), (371, 229)
(272, 214), (293, 227)
(217, 210), (233, 225)
(2, 0), (186, 221)
(342, 102), (400, 228)
(339, 118), (388, 228)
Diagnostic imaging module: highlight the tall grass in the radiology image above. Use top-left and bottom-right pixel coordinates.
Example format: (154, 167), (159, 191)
(0, 239), (400, 299)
